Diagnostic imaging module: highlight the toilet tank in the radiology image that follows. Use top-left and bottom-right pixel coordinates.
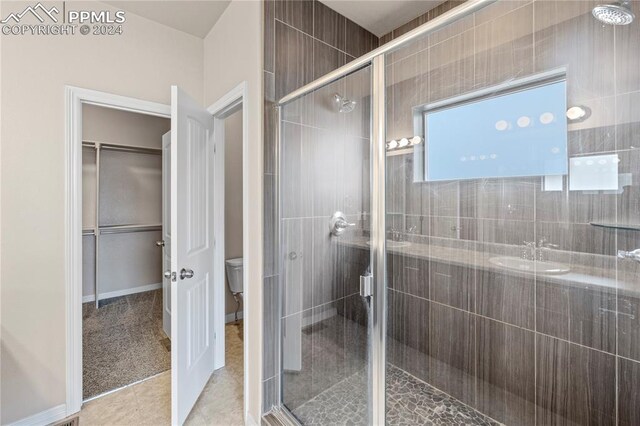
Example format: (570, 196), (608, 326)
(225, 258), (243, 294)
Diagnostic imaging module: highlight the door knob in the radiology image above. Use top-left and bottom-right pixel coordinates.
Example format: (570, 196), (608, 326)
(180, 268), (194, 280)
(156, 240), (165, 247)
(164, 270), (172, 279)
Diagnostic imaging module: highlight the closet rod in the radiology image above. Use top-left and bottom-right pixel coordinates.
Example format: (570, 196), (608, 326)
(99, 224), (162, 235)
(82, 140), (162, 155)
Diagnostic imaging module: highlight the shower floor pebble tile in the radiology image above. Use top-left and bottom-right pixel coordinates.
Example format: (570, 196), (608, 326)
(293, 365), (502, 426)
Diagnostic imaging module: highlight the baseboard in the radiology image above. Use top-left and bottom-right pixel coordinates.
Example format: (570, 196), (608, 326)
(225, 311), (244, 323)
(7, 403), (67, 426)
(82, 282), (162, 303)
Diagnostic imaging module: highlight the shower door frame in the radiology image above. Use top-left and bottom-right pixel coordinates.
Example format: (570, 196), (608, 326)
(275, 0), (498, 423)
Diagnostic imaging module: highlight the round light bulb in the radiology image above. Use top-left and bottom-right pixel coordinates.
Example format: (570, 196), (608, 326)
(410, 136), (423, 145)
(517, 116), (531, 128)
(540, 112), (555, 124)
(398, 138), (409, 148)
(566, 106), (587, 121)
(387, 140), (398, 150)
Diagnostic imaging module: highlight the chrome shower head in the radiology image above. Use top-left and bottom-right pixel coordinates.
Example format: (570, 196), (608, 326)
(333, 93), (357, 113)
(593, 1), (635, 25)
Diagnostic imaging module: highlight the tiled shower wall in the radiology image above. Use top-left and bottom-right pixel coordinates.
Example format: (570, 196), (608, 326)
(383, 0), (640, 425)
(262, 0), (378, 412)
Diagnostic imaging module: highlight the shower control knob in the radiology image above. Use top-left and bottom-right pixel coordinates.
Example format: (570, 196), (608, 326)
(330, 211), (356, 236)
(180, 268), (194, 280)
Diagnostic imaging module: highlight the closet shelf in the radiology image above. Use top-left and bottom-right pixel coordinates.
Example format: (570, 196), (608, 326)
(82, 140), (162, 155)
(99, 224), (162, 235)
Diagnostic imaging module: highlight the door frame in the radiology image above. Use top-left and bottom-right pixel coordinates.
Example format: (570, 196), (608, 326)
(65, 84), (258, 423)
(64, 85), (171, 415)
(205, 81), (251, 420)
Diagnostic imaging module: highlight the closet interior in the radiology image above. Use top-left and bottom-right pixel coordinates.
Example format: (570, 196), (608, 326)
(82, 104), (171, 400)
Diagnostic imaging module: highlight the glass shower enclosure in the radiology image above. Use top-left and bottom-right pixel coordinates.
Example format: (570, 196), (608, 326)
(276, 0), (640, 424)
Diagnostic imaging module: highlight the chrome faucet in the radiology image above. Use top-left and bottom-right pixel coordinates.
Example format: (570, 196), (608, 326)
(522, 241), (537, 261)
(618, 248), (640, 264)
(537, 237), (559, 261)
(389, 228), (402, 242)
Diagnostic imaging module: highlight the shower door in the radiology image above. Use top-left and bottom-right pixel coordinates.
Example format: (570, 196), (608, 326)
(279, 64), (377, 424)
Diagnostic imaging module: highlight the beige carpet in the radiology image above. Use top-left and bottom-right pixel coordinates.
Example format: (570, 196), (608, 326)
(82, 289), (170, 399)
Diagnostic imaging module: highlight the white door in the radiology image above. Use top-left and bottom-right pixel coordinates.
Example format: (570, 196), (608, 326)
(161, 131), (172, 338)
(171, 86), (216, 425)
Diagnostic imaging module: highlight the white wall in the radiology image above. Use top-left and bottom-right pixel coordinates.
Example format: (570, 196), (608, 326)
(203, 0), (263, 421)
(0, 1), (203, 423)
(224, 110), (244, 316)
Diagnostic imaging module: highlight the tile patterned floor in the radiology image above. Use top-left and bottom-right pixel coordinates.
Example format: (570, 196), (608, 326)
(386, 366), (502, 426)
(293, 365), (501, 426)
(83, 289), (170, 399)
(79, 321), (244, 425)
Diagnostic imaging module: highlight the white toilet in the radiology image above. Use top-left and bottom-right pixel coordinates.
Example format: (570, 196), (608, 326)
(225, 258), (243, 321)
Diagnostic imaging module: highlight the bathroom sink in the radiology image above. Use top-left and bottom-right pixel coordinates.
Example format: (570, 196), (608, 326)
(488, 256), (570, 275)
(366, 241), (411, 248)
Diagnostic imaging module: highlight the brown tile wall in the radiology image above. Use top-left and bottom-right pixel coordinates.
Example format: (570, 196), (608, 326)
(383, 0), (640, 424)
(264, 0), (640, 423)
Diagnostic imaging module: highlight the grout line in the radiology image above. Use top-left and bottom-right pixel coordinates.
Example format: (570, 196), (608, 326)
(387, 287), (626, 360)
(280, 293), (360, 321)
(274, 18), (353, 58)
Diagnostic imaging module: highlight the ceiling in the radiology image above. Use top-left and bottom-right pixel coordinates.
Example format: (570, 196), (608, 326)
(320, 0), (447, 37)
(103, 0), (445, 40)
(102, 0), (231, 38)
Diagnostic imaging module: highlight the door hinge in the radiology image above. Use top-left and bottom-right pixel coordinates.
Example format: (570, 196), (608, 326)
(360, 274), (373, 299)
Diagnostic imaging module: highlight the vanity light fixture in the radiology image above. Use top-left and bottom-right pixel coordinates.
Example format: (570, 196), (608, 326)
(386, 136), (423, 151)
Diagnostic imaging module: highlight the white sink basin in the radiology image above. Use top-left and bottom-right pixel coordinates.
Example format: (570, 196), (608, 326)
(366, 241), (411, 248)
(489, 256), (570, 275)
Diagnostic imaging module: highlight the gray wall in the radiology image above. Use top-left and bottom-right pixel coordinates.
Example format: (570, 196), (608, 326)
(262, 0), (378, 412)
(224, 110), (244, 316)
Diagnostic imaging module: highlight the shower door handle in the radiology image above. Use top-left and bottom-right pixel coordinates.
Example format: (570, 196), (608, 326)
(360, 274), (373, 299)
